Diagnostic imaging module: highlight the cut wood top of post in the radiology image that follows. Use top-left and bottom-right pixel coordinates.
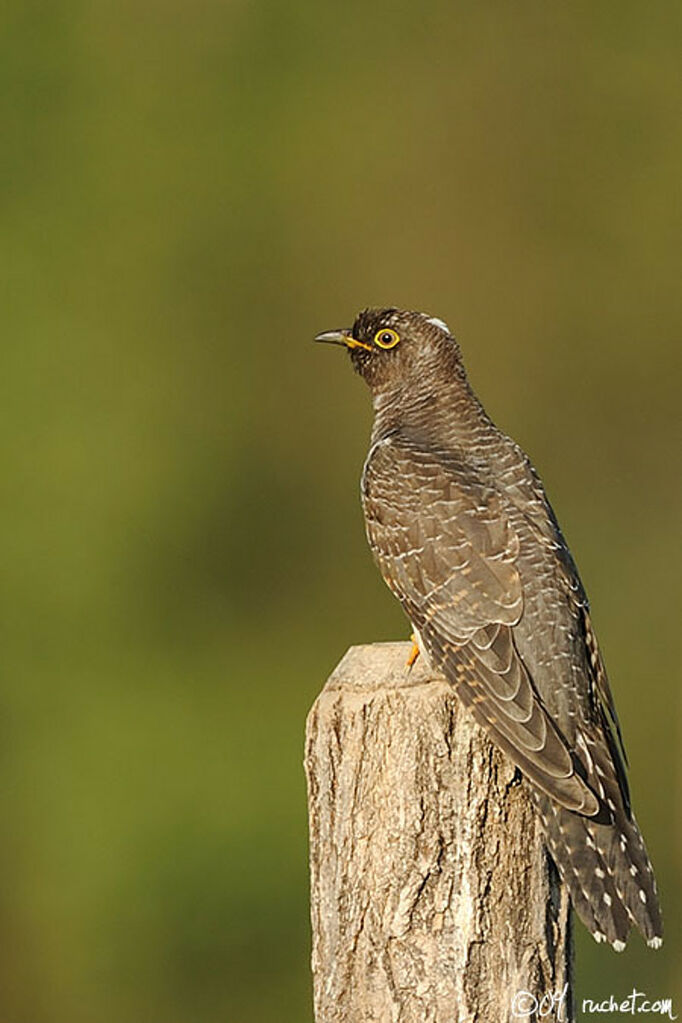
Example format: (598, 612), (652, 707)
(323, 642), (444, 695)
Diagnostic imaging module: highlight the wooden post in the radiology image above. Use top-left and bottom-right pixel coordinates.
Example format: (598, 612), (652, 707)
(305, 643), (574, 1023)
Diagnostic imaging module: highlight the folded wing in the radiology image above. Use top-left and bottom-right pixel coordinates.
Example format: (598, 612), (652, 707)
(363, 436), (604, 819)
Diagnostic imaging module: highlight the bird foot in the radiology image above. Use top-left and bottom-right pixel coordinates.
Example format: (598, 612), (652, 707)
(406, 634), (420, 668)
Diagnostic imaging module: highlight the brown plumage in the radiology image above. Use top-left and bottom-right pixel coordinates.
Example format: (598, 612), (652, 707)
(316, 307), (662, 950)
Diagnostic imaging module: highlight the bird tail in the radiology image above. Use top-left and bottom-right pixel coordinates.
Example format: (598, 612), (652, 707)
(531, 790), (663, 950)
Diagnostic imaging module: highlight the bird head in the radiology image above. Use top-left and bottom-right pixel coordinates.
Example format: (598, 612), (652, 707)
(315, 308), (463, 399)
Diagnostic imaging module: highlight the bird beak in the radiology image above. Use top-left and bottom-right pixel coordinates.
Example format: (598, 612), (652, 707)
(315, 329), (373, 352)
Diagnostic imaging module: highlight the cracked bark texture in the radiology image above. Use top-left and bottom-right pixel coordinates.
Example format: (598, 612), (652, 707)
(305, 643), (574, 1023)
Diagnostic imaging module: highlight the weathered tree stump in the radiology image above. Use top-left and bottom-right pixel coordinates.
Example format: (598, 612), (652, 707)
(305, 642), (574, 1023)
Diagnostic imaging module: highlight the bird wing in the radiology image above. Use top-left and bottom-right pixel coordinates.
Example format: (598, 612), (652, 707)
(362, 435), (604, 818)
(505, 457), (631, 801)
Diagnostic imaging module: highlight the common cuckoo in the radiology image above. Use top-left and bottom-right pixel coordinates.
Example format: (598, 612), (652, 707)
(316, 306), (662, 950)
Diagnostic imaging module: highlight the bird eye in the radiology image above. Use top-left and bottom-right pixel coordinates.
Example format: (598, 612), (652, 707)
(374, 328), (400, 350)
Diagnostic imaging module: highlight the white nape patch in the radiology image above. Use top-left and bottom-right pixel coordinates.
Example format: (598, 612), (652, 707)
(593, 930), (606, 944)
(612, 939), (626, 953)
(648, 936), (663, 950)
(423, 314), (451, 334)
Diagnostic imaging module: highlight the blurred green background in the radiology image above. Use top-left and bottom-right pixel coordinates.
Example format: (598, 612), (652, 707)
(1, 1), (680, 1020)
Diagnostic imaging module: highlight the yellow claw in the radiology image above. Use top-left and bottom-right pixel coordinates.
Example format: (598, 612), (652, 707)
(406, 634), (420, 668)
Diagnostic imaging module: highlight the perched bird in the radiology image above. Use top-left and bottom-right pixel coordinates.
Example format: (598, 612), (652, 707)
(315, 307), (662, 951)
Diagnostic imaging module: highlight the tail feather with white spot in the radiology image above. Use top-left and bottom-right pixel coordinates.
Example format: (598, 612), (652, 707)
(532, 790), (663, 949)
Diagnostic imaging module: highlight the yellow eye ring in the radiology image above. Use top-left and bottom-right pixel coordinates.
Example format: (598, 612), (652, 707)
(374, 328), (400, 349)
